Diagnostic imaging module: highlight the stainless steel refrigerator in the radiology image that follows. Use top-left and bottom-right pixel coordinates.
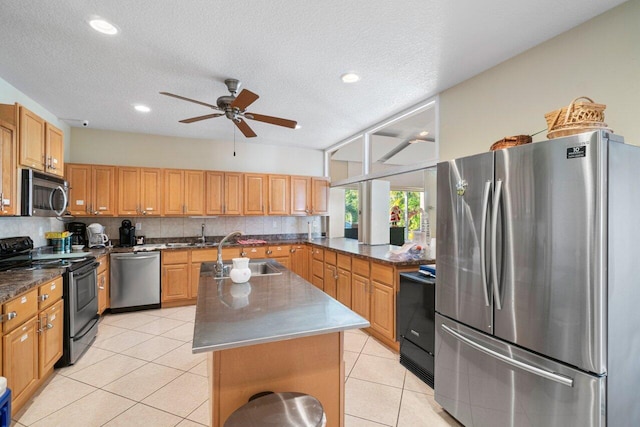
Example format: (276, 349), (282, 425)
(435, 130), (640, 426)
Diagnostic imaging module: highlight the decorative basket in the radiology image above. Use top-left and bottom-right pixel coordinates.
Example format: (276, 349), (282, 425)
(544, 96), (612, 139)
(490, 135), (532, 151)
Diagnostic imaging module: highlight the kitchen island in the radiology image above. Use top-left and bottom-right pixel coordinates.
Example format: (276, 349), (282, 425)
(193, 260), (369, 427)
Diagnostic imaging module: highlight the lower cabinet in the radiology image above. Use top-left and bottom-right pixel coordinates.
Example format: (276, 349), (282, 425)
(161, 250), (191, 303)
(97, 255), (110, 315)
(290, 244), (309, 280)
(323, 264), (338, 299)
(1, 275), (64, 413)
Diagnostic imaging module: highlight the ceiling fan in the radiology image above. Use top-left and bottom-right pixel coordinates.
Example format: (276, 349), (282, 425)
(160, 79), (297, 138)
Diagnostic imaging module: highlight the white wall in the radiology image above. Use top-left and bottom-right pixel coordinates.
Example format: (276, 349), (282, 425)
(70, 128), (324, 175)
(439, 0), (640, 161)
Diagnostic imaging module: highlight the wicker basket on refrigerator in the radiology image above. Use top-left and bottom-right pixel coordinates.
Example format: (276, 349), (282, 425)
(544, 96), (612, 139)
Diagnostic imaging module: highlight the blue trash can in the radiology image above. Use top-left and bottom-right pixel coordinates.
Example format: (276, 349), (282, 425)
(0, 387), (11, 427)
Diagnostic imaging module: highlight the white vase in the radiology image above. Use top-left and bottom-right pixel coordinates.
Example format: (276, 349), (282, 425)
(230, 257), (252, 283)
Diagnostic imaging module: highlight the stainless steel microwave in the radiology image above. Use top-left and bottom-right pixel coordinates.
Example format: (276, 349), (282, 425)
(21, 169), (69, 217)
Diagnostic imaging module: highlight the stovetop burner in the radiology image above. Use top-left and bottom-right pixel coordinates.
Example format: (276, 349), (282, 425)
(0, 236), (96, 272)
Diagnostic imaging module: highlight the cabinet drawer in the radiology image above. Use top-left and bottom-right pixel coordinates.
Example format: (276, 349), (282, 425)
(324, 250), (336, 266)
(221, 247), (240, 261)
(267, 245), (290, 257)
(97, 255), (108, 274)
(162, 249), (190, 264)
(312, 258), (324, 278)
(191, 248), (217, 263)
(337, 254), (351, 270)
(2, 288), (38, 334)
(371, 262), (394, 287)
(312, 247), (324, 261)
(352, 257), (370, 277)
(38, 276), (63, 310)
(242, 246), (266, 258)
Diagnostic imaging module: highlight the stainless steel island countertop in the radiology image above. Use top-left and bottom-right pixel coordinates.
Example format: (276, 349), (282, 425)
(192, 260), (370, 353)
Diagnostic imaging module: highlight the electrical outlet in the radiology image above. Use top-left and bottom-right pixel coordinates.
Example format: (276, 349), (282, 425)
(135, 222), (142, 230)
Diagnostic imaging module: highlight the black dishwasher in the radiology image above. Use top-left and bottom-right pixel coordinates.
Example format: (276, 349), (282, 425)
(397, 271), (435, 388)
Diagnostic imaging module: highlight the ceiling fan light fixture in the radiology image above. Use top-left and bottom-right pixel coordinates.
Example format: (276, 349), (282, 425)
(134, 104), (151, 113)
(89, 18), (118, 35)
(341, 73), (360, 83)
(419, 131), (429, 137)
(295, 124), (301, 130)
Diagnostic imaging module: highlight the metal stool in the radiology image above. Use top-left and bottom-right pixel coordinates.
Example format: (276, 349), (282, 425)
(224, 391), (326, 427)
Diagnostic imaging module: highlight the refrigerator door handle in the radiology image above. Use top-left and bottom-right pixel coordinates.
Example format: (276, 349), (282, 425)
(480, 180), (492, 307)
(442, 324), (574, 387)
(491, 179), (503, 310)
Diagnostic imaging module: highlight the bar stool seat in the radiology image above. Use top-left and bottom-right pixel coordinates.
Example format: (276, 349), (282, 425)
(224, 392), (326, 427)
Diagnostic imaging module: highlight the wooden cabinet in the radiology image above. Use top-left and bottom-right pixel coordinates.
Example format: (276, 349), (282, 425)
(161, 250), (191, 302)
(0, 119), (17, 215)
(44, 123), (64, 176)
(290, 244), (309, 280)
(369, 263), (395, 341)
(290, 176), (330, 215)
(164, 169), (204, 216)
(351, 258), (371, 320)
(66, 163), (117, 216)
(1, 275), (64, 413)
(0, 103), (65, 175)
(206, 171), (244, 215)
(241, 246), (267, 259)
(244, 173), (267, 215)
(268, 175), (290, 215)
(118, 166), (162, 216)
(97, 255), (110, 315)
(311, 248), (324, 291)
(266, 244), (291, 269)
(336, 254), (352, 308)
(323, 250), (338, 299)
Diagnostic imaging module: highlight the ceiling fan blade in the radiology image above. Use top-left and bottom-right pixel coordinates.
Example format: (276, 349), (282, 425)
(245, 112), (297, 129)
(230, 89), (259, 110)
(179, 113), (224, 124)
(159, 92), (219, 110)
(234, 118), (257, 138)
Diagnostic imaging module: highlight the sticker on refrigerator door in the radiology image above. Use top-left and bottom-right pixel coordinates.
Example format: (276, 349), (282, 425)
(456, 180), (468, 196)
(567, 146), (586, 159)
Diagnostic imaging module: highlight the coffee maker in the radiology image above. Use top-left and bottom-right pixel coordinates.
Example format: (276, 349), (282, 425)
(119, 219), (136, 247)
(67, 222), (87, 247)
(87, 223), (108, 248)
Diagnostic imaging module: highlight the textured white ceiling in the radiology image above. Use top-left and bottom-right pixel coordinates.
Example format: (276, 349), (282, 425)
(0, 0), (626, 150)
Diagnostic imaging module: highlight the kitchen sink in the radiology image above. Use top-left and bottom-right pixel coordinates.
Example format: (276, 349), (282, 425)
(165, 242), (218, 248)
(216, 261), (282, 278)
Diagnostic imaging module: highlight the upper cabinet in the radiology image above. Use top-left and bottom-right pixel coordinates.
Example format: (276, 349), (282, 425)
(244, 173), (267, 215)
(268, 175), (290, 216)
(164, 169), (204, 216)
(44, 123), (64, 176)
(0, 103), (64, 175)
(290, 176), (330, 215)
(117, 167), (162, 216)
(0, 119), (17, 215)
(66, 163), (117, 216)
(205, 171), (243, 215)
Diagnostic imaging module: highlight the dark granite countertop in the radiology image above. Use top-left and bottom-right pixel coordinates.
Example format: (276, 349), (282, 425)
(0, 268), (65, 304)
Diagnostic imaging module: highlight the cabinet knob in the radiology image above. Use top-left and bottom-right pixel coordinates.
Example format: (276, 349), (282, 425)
(39, 294), (49, 302)
(240, 251), (247, 257)
(266, 250), (272, 255)
(290, 248), (296, 253)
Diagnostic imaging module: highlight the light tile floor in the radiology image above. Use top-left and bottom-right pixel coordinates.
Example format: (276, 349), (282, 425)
(12, 306), (461, 426)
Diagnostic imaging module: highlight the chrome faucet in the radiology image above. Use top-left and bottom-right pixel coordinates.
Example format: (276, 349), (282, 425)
(216, 230), (242, 274)
(199, 223), (206, 244)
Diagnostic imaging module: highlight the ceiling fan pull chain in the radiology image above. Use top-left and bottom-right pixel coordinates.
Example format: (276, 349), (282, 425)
(233, 125), (236, 157)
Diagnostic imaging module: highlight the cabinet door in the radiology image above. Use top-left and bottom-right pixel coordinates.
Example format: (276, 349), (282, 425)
(117, 167), (140, 215)
(44, 123), (64, 176)
(351, 274), (370, 320)
(140, 168), (162, 216)
(274, 256), (290, 270)
(337, 268), (352, 308)
(3, 316), (39, 411)
(184, 170), (205, 215)
(97, 270), (108, 315)
(311, 275), (324, 290)
(291, 176), (311, 215)
(162, 264), (190, 302)
(205, 171), (224, 215)
(18, 106), (45, 171)
(163, 169), (185, 215)
(92, 165), (116, 216)
(324, 265), (338, 299)
(39, 299), (64, 376)
(311, 177), (330, 215)
(371, 281), (395, 340)
(244, 173), (267, 215)
(0, 120), (17, 215)
(190, 262), (201, 299)
(290, 245), (308, 279)
(65, 163), (92, 216)
(225, 172), (243, 215)
(268, 175), (290, 215)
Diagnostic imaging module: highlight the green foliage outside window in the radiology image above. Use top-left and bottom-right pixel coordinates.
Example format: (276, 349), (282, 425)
(345, 189), (359, 227)
(390, 191), (422, 230)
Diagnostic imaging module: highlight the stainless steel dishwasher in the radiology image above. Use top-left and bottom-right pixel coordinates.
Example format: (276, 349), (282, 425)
(110, 251), (161, 312)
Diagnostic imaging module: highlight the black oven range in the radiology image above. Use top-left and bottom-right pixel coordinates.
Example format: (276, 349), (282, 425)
(0, 236), (99, 367)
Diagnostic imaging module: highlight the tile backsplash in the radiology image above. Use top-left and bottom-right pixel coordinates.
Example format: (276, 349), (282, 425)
(0, 217), (65, 247)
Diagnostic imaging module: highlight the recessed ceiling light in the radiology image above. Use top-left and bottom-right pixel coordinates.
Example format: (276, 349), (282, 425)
(89, 19), (118, 35)
(341, 73), (360, 83)
(134, 105), (151, 113)
(419, 131), (429, 137)
(295, 124), (301, 130)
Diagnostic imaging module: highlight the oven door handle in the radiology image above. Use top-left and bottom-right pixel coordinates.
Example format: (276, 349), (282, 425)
(72, 263), (99, 279)
(74, 316), (99, 341)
